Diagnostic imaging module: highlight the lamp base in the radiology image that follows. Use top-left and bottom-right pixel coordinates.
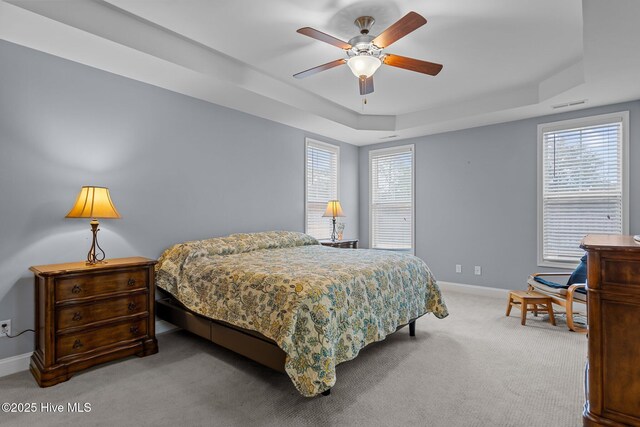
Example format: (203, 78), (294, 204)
(330, 217), (337, 242)
(86, 219), (107, 265)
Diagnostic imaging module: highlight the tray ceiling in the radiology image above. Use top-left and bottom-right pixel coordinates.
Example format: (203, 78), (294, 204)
(1, 0), (639, 145)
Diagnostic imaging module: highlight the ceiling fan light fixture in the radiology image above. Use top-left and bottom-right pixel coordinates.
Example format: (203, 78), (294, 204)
(294, 12), (442, 94)
(347, 55), (382, 78)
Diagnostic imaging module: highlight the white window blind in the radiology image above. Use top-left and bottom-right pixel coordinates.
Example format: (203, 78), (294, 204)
(305, 140), (339, 239)
(370, 145), (414, 251)
(539, 113), (627, 265)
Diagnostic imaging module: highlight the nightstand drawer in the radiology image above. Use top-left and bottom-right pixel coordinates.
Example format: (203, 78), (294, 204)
(56, 318), (147, 361)
(56, 269), (147, 302)
(56, 293), (148, 331)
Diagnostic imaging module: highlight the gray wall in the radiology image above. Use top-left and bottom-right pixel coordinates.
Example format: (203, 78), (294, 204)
(359, 101), (640, 289)
(1, 37), (638, 362)
(0, 41), (358, 360)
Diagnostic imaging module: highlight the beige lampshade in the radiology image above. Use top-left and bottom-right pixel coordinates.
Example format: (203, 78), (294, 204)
(65, 186), (121, 219)
(322, 200), (345, 218)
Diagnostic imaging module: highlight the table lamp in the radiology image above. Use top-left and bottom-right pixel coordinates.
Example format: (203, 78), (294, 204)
(322, 200), (346, 242)
(66, 186), (121, 265)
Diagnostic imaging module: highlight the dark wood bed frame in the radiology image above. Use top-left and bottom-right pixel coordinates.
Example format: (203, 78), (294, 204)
(156, 293), (418, 396)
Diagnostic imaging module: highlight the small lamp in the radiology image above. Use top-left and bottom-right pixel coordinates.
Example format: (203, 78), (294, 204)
(322, 200), (346, 242)
(66, 186), (121, 265)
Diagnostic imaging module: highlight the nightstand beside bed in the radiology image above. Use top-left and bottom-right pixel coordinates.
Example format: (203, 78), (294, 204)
(29, 257), (158, 387)
(318, 239), (359, 249)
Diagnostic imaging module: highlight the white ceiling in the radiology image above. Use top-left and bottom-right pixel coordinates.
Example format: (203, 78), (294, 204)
(1, 0), (639, 145)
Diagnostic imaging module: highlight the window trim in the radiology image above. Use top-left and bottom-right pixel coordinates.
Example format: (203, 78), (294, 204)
(369, 144), (415, 254)
(304, 138), (340, 238)
(536, 111), (629, 268)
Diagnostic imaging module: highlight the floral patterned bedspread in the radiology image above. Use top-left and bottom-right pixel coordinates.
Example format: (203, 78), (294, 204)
(156, 231), (448, 397)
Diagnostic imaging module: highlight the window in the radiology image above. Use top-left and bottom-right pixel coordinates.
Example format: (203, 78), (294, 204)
(538, 112), (628, 267)
(305, 139), (339, 239)
(370, 144), (414, 251)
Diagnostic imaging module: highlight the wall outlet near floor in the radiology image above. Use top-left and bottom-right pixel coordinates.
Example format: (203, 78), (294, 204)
(455, 264), (462, 273)
(474, 266), (482, 276)
(0, 319), (11, 337)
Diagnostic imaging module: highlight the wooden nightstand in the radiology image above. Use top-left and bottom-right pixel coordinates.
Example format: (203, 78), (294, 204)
(29, 257), (158, 387)
(318, 239), (359, 249)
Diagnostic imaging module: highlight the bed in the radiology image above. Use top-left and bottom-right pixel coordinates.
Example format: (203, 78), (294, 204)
(155, 231), (448, 397)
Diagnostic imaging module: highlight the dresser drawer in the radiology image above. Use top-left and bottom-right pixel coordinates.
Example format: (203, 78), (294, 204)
(56, 318), (147, 361)
(56, 293), (148, 331)
(55, 269), (147, 302)
(601, 258), (640, 288)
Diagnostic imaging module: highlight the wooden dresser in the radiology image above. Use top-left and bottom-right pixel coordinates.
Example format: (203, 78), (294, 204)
(29, 257), (158, 387)
(581, 235), (640, 426)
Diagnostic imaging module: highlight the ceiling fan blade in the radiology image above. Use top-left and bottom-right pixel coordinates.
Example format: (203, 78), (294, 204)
(383, 54), (443, 76)
(372, 12), (427, 48)
(293, 59), (347, 79)
(359, 76), (374, 95)
(297, 27), (352, 50)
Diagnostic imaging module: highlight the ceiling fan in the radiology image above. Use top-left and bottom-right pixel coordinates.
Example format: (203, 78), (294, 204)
(293, 11), (443, 95)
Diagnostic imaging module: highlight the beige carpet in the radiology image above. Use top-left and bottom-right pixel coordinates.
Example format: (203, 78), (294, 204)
(0, 289), (587, 427)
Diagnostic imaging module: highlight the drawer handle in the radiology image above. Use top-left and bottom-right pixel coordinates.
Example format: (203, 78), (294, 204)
(72, 339), (83, 349)
(72, 312), (82, 321)
(71, 284), (82, 294)
(130, 326), (139, 334)
(128, 302), (137, 311)
(127, 278), (136, 286)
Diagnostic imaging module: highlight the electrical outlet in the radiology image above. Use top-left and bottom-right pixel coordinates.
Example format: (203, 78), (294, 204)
(455, 264), (462, 273)
(0, 319), (11, 338)
(474, 266), (482, 276)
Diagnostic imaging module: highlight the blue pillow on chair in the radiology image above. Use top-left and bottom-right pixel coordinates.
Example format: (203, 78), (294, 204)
(533, 254), (588, 295)
(567, 254), (587, 286)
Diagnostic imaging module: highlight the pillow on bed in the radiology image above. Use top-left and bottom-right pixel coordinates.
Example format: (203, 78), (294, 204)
(156, 231), (318, 294)
(193, 231), (318, 257)
(162, 231), (318, 263)
(226, 231), (319, 253)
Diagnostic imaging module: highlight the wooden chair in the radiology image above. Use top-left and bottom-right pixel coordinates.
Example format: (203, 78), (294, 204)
(527, 272), (587, 333)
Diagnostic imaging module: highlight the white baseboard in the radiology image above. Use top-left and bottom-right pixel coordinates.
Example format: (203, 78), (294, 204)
(0, 352), (31, 379)
(0, 319), (178, 379)
(437, 281), (510, 298)
(437, 280), (587, 309)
